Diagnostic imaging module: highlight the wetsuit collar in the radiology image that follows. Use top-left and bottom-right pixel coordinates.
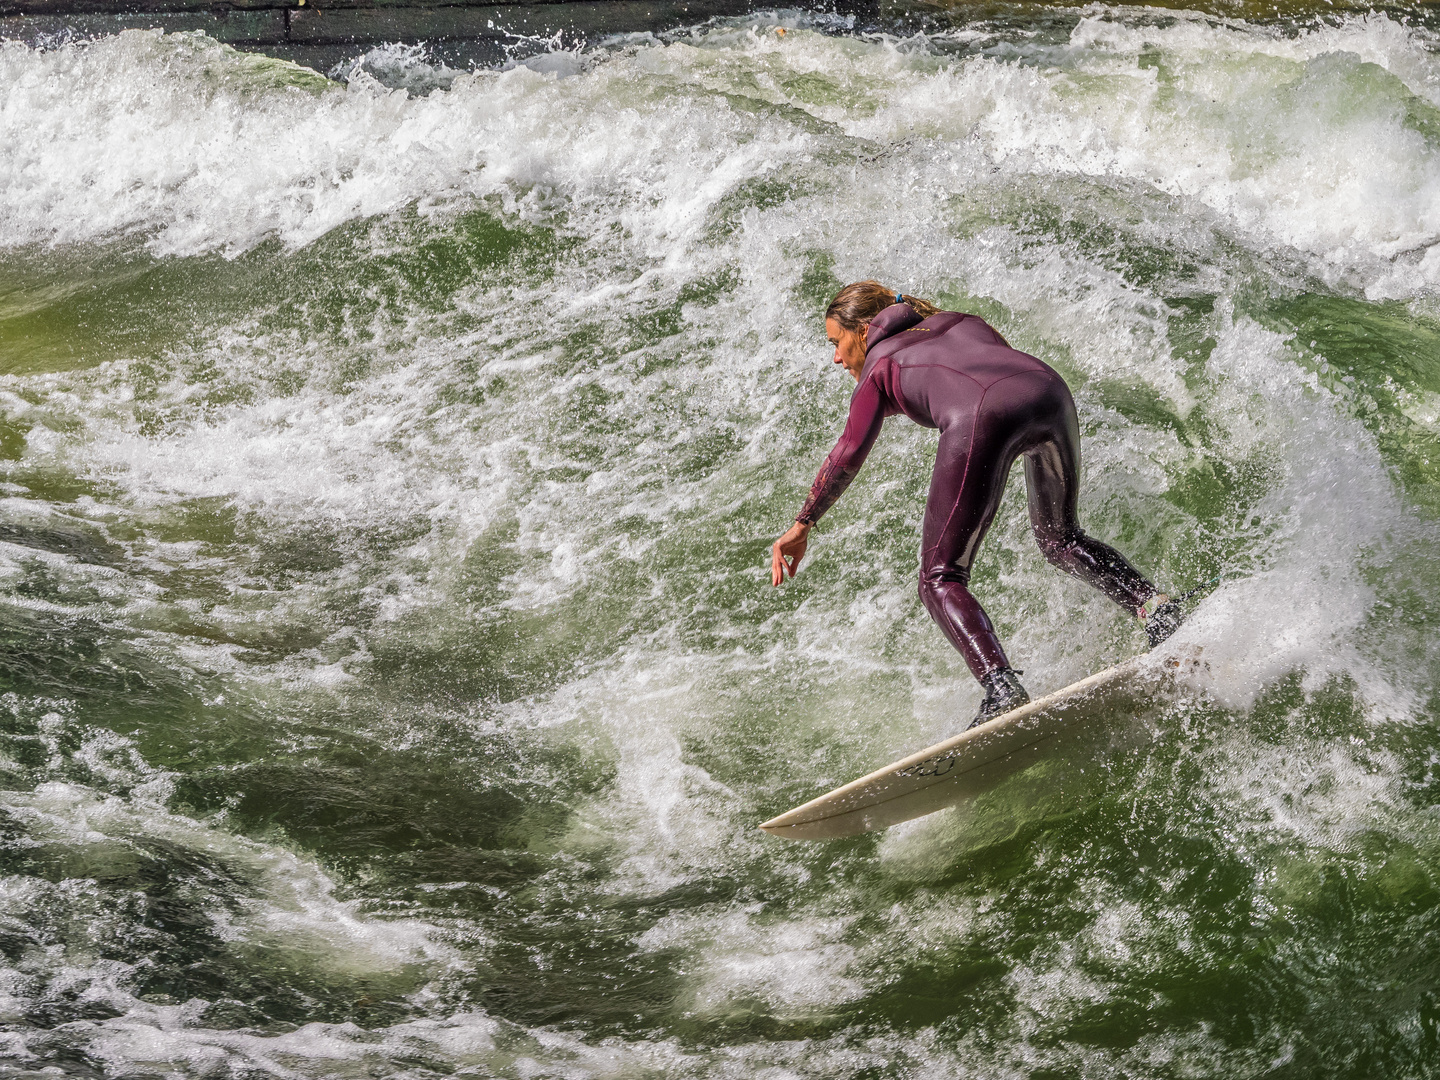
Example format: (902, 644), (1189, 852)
(865, 303), (923, 353)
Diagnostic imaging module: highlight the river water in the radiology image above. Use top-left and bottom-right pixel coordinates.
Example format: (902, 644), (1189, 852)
(2, 4), (1440, 1076)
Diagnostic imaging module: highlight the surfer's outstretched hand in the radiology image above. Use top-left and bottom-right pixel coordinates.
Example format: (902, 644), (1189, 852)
(771, 521), (811, 586)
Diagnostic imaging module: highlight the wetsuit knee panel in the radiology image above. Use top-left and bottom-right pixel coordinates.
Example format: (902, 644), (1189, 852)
(1034, 528), (1084, 565)
(920, 563), (972, 588)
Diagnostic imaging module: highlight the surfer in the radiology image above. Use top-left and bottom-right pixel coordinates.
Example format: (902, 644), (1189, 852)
(771, 281), (1182, 727)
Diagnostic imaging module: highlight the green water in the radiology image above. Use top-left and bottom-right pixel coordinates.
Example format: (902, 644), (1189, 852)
(1, 5), (1440, 1076)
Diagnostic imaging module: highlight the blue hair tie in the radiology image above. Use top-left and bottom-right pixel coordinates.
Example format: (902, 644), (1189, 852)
(895, 292), (904, 305)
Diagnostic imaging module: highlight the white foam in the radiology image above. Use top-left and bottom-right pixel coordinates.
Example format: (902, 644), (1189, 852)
(3, 780), (450, 970)
(0, 9), (1435, 1075)
(0, 0), (1415, 799)
(638, 907), (864, 1011)
(0, 12), (1432, 299)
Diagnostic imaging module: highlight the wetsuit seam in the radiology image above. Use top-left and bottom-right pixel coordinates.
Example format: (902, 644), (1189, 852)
(923, 385), (989, 563)
(893, 363), (986, 393)
(898, 362), (983, 375)
(984, 370), (1043, 390)
(918, 373), (1041, 563)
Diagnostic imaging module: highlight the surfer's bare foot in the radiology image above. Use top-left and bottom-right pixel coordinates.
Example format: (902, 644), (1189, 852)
(970, 667), (1029, 728)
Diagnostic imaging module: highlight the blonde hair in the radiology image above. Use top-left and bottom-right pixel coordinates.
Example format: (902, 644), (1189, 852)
(825, 280), (939, 331)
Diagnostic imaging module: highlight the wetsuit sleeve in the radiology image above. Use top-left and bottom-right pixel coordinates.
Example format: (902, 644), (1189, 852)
(795, 376), (887, 525)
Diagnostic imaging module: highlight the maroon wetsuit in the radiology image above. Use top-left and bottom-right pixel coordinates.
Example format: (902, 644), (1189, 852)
(797, 304), (1157, 679)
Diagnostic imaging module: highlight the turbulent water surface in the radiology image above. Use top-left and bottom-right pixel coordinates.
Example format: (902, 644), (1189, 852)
(3, 3), (1440, 1075)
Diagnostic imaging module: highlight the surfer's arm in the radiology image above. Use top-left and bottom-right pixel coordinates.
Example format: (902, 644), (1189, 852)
(795, 377), (887, 526)
(771, 377), (886, 586)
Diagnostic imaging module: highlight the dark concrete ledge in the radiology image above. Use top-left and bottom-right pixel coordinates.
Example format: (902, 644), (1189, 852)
(4, 9), (287, 43)
(0, 0), (805, 70)
(286, 0), (761, 44)
(3, 0), (624, 9)
(1, 0), (828, 70)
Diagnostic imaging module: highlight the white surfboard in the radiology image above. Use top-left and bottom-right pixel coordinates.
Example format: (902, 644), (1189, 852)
(758, 646), (1205, 841)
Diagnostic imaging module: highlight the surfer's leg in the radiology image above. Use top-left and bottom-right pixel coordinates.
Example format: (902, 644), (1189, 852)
(916, 415), (1018, 680)
(1022, 382), (1156, 614)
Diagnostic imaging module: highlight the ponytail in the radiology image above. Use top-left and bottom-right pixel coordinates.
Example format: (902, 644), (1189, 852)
(825, 280), (939, 331)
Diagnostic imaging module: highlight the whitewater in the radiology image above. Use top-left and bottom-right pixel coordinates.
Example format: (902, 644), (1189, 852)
(1, 4), (1440, 1076)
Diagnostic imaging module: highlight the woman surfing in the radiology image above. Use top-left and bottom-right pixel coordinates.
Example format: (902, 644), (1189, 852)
(771, 281), (1182, 728)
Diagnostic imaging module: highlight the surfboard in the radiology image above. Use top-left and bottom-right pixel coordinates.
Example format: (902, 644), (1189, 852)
(757, 645), (1206, 841)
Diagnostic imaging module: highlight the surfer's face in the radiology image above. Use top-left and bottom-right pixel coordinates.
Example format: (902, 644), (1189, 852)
(826, 317), (868, 382)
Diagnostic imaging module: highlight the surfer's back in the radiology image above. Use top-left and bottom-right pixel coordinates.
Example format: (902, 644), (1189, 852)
(863, 310), (1061, 431)
(884, 313), (1054, 384)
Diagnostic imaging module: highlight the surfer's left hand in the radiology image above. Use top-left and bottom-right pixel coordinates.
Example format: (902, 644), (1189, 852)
(771, 521), (811, 585)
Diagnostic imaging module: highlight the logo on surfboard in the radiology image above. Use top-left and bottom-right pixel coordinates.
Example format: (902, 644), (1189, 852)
(897, 753), (958, 778)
